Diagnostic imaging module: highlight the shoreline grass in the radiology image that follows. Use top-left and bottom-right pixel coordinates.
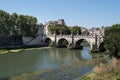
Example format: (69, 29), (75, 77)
(9, 69), (52, 80)
(0, 47), (53, 55)
(0, 50), (9, 54)
(79, 72), (92, 80)
(79, 58), (120, 80)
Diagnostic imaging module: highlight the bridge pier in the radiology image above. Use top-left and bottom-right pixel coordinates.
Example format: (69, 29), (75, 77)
(90, 35), (101, 52)
(67, 43), (74, 49)
(67, 32), (75, 49)
(54, 32), (57, 47)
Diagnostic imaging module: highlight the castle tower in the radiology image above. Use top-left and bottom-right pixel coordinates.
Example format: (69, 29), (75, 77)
(57, 19), (65, 25)
(37, 23), (44, 36)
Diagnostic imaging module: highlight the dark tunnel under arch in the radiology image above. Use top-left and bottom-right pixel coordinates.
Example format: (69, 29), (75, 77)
(57, 38), (69, 48)
(44, 38), (52, 46)
(99, 42), (106, 52)
(75, 39), (90, 49)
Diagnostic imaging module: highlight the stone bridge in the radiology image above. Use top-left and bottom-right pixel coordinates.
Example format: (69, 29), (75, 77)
(43, 34), (104, 51)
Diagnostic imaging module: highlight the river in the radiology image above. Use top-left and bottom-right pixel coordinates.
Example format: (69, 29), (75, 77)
(0, 47), (108, 79)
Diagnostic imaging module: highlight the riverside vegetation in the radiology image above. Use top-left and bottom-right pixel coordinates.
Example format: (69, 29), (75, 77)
(0, 47), (52, 55)
(80, 58), (120, 80)
(80, 24), (120, 80)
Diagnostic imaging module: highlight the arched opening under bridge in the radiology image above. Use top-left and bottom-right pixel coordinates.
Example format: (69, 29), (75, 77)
(57, 38), (69, 48)
(99, 42), (106, 52)
(75, 39), (90, 49)
(44, 38), (52, 46)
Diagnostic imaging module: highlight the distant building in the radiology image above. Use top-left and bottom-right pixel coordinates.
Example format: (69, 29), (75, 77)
(81, 27), (89, 35)
(81, 27), (88, 32)
(37, 23), (44, 36)
(57, 19), (65, 25)
(44, 19), (66, 35)
(88, 27), (104, 36)
(47, 19), (65, 26)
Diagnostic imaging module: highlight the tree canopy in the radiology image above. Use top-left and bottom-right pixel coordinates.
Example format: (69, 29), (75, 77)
(0, 10), (38, 36)
(48, 24), (71, 35)
(16, 15), (37, 36)
(104, 24), (120, 58)
(0, 10), (11, 35)
(48, 25), (82, 35)
(71, 26), (81, 35)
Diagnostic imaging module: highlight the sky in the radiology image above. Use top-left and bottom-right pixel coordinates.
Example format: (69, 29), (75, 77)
(0, 0), (120, 29)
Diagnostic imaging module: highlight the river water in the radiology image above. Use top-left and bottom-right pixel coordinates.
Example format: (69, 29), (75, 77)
(0, 47), (107, 79)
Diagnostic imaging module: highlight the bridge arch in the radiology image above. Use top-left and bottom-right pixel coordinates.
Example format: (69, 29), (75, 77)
(57, 38), (69, 48)
(98, 42), (106, 52)
(44, 38), (52, 46)
(74, 39), (91, 49)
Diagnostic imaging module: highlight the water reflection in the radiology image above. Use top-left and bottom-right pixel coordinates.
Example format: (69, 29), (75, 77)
(0, 47), (107, 78)
(81, 47), (91, 60)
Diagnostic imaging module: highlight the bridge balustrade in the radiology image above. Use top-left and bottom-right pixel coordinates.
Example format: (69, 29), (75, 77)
(47, 34), (95, 38)
(56, 35), (72, 38)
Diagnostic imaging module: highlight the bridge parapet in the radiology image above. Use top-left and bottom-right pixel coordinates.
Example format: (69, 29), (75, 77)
(56, 35), (72, 38)
(47, 34), (94, 38)
(74, 35), (94, 38)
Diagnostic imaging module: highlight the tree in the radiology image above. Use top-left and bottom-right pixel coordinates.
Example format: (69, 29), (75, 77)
(0, 10), (38, 37)
(48, 24), (71, 35)
(71, 26), (81, 35)
(16, 15), (37, 36)
(0, 10), (11, 35)
(48, 24), (58, 34)
(10, 13), (19, 35)
(82, 30), (89, 35)
(104, 24), (120, 58)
